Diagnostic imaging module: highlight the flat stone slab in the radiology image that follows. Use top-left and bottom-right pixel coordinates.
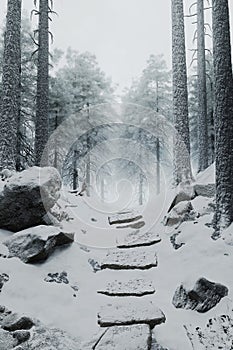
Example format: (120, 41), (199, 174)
(95, 324), (151, 350)
(116, 221), (145, 229)
(98, 300), (165, 328)
(98, 278), (155, 297)
(108, 211), (142, 225)
(101, 247), (158, 270)
(117, 230), (161, 248)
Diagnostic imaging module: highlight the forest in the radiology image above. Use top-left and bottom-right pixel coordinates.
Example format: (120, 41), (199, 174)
(0, 0), (233, 349)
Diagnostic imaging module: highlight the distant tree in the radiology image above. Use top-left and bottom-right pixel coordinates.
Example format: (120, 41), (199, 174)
(171, 0), (192, 185)
(0, 0), (22, 170)
(212, 0), (233, 237)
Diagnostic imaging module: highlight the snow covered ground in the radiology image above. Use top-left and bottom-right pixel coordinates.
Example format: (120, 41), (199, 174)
(0, 164), (232, 349)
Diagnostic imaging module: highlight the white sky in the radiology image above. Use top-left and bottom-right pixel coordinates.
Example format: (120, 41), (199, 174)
(0, 0), (233, 91)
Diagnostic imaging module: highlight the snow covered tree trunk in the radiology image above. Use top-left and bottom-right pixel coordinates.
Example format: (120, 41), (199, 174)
(212, 0), (233, 237)
(197, 0), (209, 172)
(171, 0), (192, 185)
(0, 0), (22, 170)
(72, 149), (78, 191)
(35, 0), (49, 166)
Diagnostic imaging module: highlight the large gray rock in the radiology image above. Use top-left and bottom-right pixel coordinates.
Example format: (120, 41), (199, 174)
(172, 278), (228, 313)
(0, 167), (61, 232)
(101, 247), (158, 270)
(167, 185), (195, 213)
(95, 324), (151, 350)
(0, 329), (17, 349)
(164, 201), (195, 226)
(98, 300), (165, 328)
(4, 225), (74, 263)
(1, 312), (34, 331)
(194, 183), (215, 198)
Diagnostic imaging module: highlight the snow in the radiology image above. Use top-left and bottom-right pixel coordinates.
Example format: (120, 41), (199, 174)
(0, 164), (233, 349)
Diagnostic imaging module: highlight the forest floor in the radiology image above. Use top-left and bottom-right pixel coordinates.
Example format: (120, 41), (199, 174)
(0, 165), (233, 349)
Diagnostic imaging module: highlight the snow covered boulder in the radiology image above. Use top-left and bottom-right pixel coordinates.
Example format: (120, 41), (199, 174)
(0, 166), (62, 232)
(167, 183), (195, 213)
(164, 201), (195, 226)
(194, 183), (215, 198)
(4, 225), (74, 263)
(172, 277), (228, 313)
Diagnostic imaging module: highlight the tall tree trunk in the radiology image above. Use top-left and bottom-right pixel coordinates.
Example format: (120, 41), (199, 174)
(212, 0), (233, 237)
(0, 0), (22, 170)
(171, 0), (192, 185)
(197, 0), (209, 172)
(35, 0), (49, 166)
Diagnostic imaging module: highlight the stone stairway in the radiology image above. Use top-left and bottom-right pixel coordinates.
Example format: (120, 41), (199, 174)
(94, 211), (165, 350)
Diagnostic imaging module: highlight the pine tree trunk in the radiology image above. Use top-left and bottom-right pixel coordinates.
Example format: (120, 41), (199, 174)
(197, 0), (209, 172)
(0, 0), (22, 170)
(212, 0), (233, 237)
(171, 0), (192, 185)
(35, 0), (49, 166)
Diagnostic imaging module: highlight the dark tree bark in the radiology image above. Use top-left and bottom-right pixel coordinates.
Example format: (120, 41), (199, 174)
(0, 0), (22, 170)
(197, 0), (209, 172)
(35, 0), (49, 166)
(212, 0), (233, 237)
(171, 0), (192, 185)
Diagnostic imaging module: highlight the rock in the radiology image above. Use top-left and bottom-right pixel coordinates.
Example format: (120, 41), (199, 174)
(116, 221), (145, 229)
(98, 278), (155, 297)
(101, 247), (158, 270)
(95, 324), (151, 350)
(170, 232), (185, 250)
(151, 338), (169, 350)
(0, 167), (61, 232)
(108, 211), (142, 225)
(1, 313), (34, 331)
(4, 225), (74, 263)
(117, 230), (161, 248)
(0, 273), (9, 291)
(12, 330), (31, 345)
(44, 271), (69, 284)
(194, 183), (215, 198)
(98, 300), (165, 328)
(0, 328), (17, 349)
(88, 258), (101, 273)
(172, 278), (228, 313)
(25, 326), (81, 350)
(164, 201), (195, 226)
(167, 185), (195, 213)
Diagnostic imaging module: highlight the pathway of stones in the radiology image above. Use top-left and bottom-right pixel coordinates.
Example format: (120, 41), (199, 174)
(93, 210), (165, 350)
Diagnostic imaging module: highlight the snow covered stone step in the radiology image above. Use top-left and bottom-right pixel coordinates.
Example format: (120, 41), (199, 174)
(98, 300), (166, 328)
(97, 278), (155, 297)
(95, 324), (151, 350)
(117, 230), (161, 248)
(108, 211), (142, 225)
(100, 247), (158, 270)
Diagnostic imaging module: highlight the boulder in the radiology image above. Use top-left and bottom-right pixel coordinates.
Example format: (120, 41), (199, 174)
(0, 167), (61, 232)
(0, 273), (9, 292)
(0, 329), (17, 349)
(98, 300), (165, 328)
(172, 278), (228, 313)
(194, 183), (215, 198)
(95, 324), (151, 350)
(167, 184), (195, 213)
(164, 201), (195, 226)
(1, 313), (34, 331)
(4, 225), (74, 263)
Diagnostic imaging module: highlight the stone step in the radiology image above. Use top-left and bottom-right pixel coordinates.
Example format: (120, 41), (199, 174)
(97, 278), (155, 297)
(108, 211), (142, 225)
(117, 230), (161, 249)
(98, 300), (165, 328)
(94, 324), (151, 350)
(116, 221), (145, 229)
(100, 247), (158, 270)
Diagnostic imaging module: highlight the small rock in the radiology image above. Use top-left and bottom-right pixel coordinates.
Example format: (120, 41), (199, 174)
(88, 258), (101, 273)
(0, 273), (9, 291)
(44, 271), (69, 284)
(172, 278), (228, 313)
(108, 211), (142, 225)
(13, 330), (30, 344)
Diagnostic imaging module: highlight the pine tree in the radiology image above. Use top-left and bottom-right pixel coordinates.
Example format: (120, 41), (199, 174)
(171, 0), (192, 185)
(212, 0), (233, 237)
(34, 0), (49, 166)
(0, 0), (22, 170)
(197, 0), (208, 172)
